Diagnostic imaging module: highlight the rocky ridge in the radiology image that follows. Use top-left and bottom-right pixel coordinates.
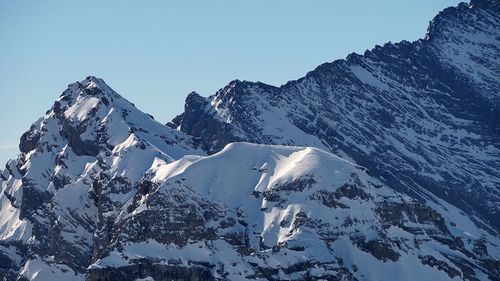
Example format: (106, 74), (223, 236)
(1, 0), (499, 280)
(170, 0), (500, 231)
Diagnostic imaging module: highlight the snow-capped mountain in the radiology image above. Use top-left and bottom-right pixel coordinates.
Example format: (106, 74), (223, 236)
(1, 0), (499, 280)
(0, 77), (204, 280)
(170, 0), (500, 232)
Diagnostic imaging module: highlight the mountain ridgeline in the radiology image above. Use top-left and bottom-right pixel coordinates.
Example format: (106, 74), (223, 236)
(1, 1), (499, 280)
(170, 0), (500, 230)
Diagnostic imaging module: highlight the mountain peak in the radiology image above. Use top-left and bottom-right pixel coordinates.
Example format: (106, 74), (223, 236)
(81, 75), (109, 91)
(2, 1), (500, 280)
(52, 76), (136, 125)
(60, 76), (117, 100)
(227, 79), (243, 87)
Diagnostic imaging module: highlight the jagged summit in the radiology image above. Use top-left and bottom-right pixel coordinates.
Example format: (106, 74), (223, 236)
(53, 76), (135, 123)
(60, 76), (119, 100)
(1, 1), (500, 280)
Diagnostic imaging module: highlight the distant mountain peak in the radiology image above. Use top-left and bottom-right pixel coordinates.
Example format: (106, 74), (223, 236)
(59, 76), (120, 105)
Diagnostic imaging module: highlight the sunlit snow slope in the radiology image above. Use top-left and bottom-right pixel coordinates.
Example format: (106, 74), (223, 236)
(88, 143), (499, 281)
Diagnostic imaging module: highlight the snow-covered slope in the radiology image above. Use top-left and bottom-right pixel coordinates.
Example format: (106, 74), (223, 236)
(170, 0), (500, 232)
(88, 143), (499, 280)
(1, 0), (499, 280)
(0, 77), (203, 280)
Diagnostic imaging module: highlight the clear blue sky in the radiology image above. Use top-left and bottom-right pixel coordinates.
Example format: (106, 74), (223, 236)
(0, 0), (462, 166)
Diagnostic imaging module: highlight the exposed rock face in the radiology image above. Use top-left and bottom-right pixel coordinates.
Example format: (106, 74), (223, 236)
(167, 91), (240, 152)
(88, 262), (215, 281)
(170, 0), (500, 232)
(0, 1), (499, 281)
